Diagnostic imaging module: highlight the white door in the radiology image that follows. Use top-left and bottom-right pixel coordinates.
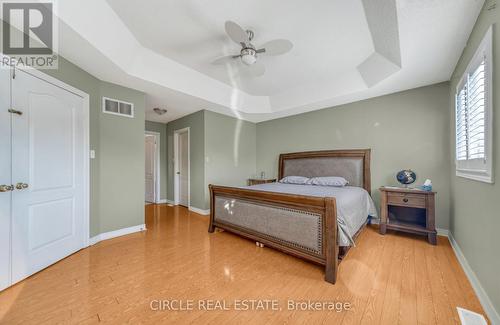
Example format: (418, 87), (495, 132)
(178, 131), (189, 207)
(10, 69), (86, 284)
(145, 135), (156, 203)
(0, 67), (12, 291)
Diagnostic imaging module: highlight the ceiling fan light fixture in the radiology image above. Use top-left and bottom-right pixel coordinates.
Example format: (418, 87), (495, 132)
(240, 48), (257, 65)
(153, 107), (167, 115)
(214, 20), (293, 77)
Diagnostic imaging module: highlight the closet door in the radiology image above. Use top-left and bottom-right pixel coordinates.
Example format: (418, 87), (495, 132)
(11, 69), (86, 284)
(145, 135), (156, 203)
(0, 67), (12, 291)
(178, 131), (189, 206)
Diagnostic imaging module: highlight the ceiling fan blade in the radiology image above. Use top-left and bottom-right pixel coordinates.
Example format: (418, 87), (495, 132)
(248, 62), (265, 77)
(225, 21), (248, 45)
(212, 55), (239, 65)
(257, 39), (293, 56)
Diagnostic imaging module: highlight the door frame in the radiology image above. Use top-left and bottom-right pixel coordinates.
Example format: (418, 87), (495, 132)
(13, 64), (90, 248)
(173, 127), (190, 207)
(144, 131), (160, 203)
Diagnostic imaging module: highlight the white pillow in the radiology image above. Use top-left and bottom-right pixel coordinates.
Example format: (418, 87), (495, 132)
(279, 176), (310, 185)
(307, 176), (348, 187)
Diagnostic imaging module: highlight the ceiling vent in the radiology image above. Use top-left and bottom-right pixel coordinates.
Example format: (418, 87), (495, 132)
(102, 97), (134, 118)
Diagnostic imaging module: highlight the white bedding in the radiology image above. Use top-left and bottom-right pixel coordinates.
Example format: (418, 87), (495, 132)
(242, 183), (378, 246)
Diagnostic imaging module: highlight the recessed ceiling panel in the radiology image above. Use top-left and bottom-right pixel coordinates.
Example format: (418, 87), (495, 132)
(55, 0), (485, 123)
(105, 0), (374, 96)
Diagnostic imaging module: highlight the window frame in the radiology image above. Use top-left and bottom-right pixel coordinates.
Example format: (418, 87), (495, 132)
(102, 97), (135, 118)
(455, 26), (494, 184)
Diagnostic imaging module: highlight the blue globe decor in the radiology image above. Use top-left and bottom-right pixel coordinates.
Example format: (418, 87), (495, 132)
(396, 169), (416, 187)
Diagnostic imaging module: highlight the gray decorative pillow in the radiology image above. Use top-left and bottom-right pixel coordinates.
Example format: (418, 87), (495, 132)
(279, 176), (310, 185)
(307, 176), (348, 187)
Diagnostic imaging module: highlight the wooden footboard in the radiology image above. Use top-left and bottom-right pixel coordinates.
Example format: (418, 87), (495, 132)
(208, 184), (339, 284)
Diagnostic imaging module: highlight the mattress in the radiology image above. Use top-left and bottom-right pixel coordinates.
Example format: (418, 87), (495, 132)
(240, 183), (378, 246)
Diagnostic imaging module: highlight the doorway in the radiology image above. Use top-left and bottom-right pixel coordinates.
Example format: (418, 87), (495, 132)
(0, 64), (90, 291)
(144, 132), (160, 204)
(174, 128), (189, 207)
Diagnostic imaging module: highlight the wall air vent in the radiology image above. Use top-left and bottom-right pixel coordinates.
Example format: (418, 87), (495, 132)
(102, 97), (134, 118)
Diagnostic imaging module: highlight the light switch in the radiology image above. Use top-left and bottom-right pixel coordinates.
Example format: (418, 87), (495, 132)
(90, 150), (96, 159)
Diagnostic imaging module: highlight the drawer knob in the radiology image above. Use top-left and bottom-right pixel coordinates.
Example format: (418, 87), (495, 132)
(403, 198), (409, 203)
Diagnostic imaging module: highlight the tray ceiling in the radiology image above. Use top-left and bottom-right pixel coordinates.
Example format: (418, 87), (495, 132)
(49, 0), (484, 122)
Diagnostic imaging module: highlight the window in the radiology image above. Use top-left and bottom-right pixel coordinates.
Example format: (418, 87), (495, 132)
(102, 97), (134, 118)
(455, 26), (493, 183)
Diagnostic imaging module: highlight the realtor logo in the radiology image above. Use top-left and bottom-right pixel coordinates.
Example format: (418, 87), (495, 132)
(1, 0), (58, 69)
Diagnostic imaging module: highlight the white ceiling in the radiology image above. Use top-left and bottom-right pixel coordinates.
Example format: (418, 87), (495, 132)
(52, 0), (483, 123)
(105, 0), (374, 97)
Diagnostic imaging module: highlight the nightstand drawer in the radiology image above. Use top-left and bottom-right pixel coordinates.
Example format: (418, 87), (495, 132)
(387, 193), (426, 208)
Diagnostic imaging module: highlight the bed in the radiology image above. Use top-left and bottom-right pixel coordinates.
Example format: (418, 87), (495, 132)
(208, 149), (376, 284)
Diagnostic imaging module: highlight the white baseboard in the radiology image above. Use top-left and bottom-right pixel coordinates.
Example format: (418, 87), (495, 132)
(89, 224), (146, 246)
(189, 206), (210, 215)
(166, 199), (175, 205)
(437, 228), (449, 237)
(447, 232), (500, 324)
(157, 199), (167, 204)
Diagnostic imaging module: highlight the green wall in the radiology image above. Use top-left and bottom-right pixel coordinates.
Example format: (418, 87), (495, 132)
(168, 85), (450, 223)
(166, 110), (205, 209)
(164, 110), (257, 210)
(256, 83), (451, 229)
(204, 111), (257, 206)
(98, 82), (145, 234)
(44, 57), (146, 236)
(449, 3), (500, 317)
(145, 121), (168, 200)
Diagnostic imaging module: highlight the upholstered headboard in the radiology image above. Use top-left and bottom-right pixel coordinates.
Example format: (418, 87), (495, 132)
(278, 149), (371, 194)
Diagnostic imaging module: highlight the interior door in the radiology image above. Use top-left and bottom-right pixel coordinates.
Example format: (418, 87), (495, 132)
(178, 131), (189, 207)
(0, 67), (12, 291)
(145, 135), (156, 203)
(11, 69), (86, 285)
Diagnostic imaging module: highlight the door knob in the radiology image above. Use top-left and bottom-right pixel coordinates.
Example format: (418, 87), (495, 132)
(176, 172), (180, 175)
(15, 183), (29, 190)
(0, 185), (14, 192)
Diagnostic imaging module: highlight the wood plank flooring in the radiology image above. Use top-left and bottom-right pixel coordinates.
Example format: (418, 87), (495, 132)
(0, 204), (486, 324)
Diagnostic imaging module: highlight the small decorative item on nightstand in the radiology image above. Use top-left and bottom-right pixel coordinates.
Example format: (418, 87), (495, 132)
(421, 179), (433, 192)
(379, 186), (437, 245)
(247, 178), (276, 186)
(396, 169), (416, 188)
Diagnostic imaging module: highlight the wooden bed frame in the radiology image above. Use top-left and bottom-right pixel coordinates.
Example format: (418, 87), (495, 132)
(208, 149), (371, 284)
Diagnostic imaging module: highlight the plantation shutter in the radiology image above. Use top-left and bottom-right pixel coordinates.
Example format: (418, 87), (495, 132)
(455, 59), (486, 161)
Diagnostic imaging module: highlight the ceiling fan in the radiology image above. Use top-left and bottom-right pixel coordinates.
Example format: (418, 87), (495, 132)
(212, 21), (293, 77)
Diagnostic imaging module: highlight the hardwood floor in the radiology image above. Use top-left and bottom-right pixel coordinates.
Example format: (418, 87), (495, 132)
(0, 204), (486, 324)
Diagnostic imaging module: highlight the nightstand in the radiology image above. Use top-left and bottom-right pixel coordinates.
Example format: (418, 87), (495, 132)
(247, 178), (276, 186)
(379, 187), (437, 245)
